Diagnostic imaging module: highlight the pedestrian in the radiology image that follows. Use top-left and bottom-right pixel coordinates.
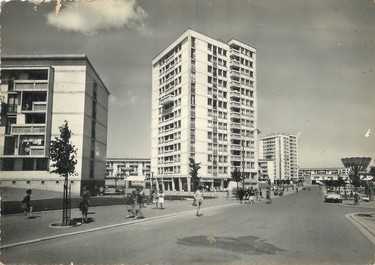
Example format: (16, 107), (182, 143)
(244, 187), (250, 204)
(354, 192), (360, 205)
(125, 192), (136, 219)
(226, 189), (230, 200)
(249, 188), (255, 204)
(133, 188), (144, 219)
(259, 188), (263, 200)
(141, 188), (147, 208)
(79, 187), (90, 223)
(21, 189), (33, 219)
(194, 185), (204, 216)
(266, 188), (272, 204)
(238, 188), (244, 204)
(255, 188), (259, 201)
(158, 189), (165, 209)
(296, 187), (299, 194)
(99, 185), (105, 196)
(152, 187), (159, 209)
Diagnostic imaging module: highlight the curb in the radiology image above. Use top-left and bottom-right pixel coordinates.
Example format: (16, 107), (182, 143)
(346, 213), (375, 246)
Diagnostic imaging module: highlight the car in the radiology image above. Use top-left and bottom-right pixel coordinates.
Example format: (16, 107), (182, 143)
(362, 196), (370, 202)
(325, 192), (343, 203)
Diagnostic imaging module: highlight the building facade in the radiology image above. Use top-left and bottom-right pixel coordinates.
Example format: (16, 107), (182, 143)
(151, 29), (258, 192)
(299, 167), (350, 185)
(258, 158), (276, 184)
(105, 158), (151, 188)
(259, 134), (298, 183)
(0, 55), (109, 195)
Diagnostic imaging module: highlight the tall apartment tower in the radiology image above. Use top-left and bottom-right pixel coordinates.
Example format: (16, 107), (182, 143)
(151, 29), (258, 192)
(259, 134), (299, 183)
(0, 55), (109, 194)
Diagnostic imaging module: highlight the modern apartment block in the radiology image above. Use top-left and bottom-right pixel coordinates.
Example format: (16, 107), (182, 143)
(0, 55), (109, 195)
(151, 29), (258, 192)
(299, 167), (350, 185)
(258, 158), (276, 184)
(259, 134), (298, 183)
(105, 158), (151, 188)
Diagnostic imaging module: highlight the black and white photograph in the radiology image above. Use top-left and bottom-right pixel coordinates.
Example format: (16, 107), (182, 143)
(1, 0), (375, 264)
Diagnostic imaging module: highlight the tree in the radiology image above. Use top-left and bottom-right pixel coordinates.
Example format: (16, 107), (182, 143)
(231, 166), (242, 197)
(50, 121), (78, 226)
(189, 158), (201, 192)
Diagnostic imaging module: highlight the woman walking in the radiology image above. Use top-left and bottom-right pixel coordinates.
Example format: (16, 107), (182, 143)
(158, 189), (165, 209)
(21, 189), (33, 219)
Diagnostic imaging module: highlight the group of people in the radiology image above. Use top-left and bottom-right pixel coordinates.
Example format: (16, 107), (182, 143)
(21, 184), (206, 222)
(237, 187), (263, 204)
(149, 186), (165, 210)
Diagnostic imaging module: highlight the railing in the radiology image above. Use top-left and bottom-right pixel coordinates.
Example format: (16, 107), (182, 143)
(160, 94), (174, 105)
(14, 80), (48, 90)
(11, 124), (46, 134)
(29, 146), (45, 156)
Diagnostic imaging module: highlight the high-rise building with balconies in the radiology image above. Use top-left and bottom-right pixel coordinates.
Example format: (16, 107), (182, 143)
(0, 55), (109, 195)
(259, 133), (299, 183)
(151, 29), (258, 192)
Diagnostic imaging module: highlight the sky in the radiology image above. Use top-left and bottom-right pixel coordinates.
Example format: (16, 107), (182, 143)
(1, 0), (375, 168)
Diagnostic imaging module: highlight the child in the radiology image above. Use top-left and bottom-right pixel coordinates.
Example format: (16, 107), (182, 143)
(21, 189), (33, 219)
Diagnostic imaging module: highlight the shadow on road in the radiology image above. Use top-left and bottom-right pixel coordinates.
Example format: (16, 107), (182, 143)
(177, 235), (284, 255)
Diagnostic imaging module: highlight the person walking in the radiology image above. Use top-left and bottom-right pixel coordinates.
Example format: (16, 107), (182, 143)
(238, 188), (245, 204)
(21, 189), (33, 219)
(249, 188), (255, 204)
(266, 187), (272, 204)
(194, 186), (204, 216)
(259, 188), (263, 201)
(158, 189), (165, 209)
(226, 189), (230, 200)
(134, 188), (144, 219)
(79, 187), (90, 223)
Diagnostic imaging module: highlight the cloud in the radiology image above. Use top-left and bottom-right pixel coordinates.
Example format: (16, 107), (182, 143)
(46, 0), (149, 35)
(109, 91), (137, 106)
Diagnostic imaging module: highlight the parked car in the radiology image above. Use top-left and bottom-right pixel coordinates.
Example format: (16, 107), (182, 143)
(324, 192), (343, 203)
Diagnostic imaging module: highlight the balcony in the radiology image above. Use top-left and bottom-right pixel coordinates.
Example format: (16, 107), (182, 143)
(230, 91), (241, 98)
(22, 101), (47, 112)
(231, 155), (242, 161)
(231, 144), (242, 151)
(230, 101), (241, 108)
(230, 70), (240, 78)
(160, 94), (174, 105)
(230, 122), (241, 129)
(14, 80), (48, 91)
(230, 49), (240, 56)
(231, 133), (241, 140)
(29, 146), (45, 156)
(230, 81), (240, 88)
(11, 124), (46, 135)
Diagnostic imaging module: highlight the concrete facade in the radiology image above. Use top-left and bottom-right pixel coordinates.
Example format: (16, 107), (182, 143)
(105, 158), (151, 188)
(299, 167), (350, 185)
(259, 134), (299, 183)
(151, 29), (258, 192)
(0, 55), (109, 195)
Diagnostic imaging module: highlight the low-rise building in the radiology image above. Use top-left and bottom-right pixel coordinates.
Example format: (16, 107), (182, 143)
(0, 55), (109, 195)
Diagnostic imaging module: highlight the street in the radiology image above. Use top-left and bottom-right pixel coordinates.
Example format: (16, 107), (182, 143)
(2, 187), (375, 265)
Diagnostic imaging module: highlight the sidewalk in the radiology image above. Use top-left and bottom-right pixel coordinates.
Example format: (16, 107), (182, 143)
(1, 190), (295, 249)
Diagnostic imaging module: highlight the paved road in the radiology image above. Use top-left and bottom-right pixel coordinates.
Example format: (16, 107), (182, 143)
(2, 186), (375, 265)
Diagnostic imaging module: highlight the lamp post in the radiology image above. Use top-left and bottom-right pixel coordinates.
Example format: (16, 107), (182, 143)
(151, 171), (154, 187)
(241, 129), (261, 188)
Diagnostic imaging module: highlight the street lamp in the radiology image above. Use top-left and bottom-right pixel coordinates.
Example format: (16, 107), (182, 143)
(241, 128), (261, 188)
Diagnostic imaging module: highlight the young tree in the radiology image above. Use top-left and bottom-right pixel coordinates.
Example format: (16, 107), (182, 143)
(189, 158), (201, 192)
(231, 166), (242, 197)
(50, 120), (78, 226)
